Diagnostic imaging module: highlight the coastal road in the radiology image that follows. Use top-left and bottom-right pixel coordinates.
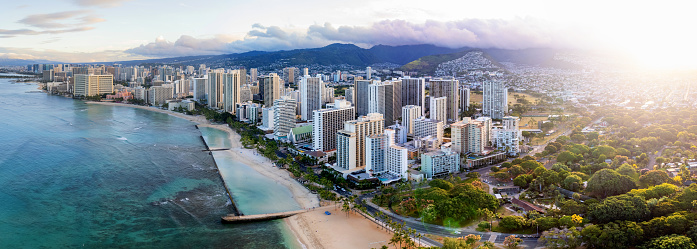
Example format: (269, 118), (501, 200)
(356, 193), (540, 248)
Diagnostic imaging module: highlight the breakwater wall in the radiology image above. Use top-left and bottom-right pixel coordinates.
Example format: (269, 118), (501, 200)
(196, 124), (242, 216)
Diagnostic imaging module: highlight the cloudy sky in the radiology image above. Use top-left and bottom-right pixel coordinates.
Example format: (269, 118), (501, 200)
(1, 0), (695, 68)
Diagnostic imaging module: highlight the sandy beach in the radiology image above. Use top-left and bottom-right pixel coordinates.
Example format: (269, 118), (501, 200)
(87, 101), (393, 249)
(286, 207), (393, 249)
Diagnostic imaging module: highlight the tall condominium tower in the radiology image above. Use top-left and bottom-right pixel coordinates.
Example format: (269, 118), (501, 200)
(482, 80), (508, 119)
(429, 78), (459, 122)
(369, 81), (401, 126)
(336, 113), (384, 170)
(430, 96), (448, 123)
(312, 99), (355, 151)
(402, 105), (422, 135)
(223, 70), (243, 114)
(401, 77), (425, 116)
(300, 75), (325, 121)
(249, 68), (258, 83)
(459, 85), (470, 115)
(344, 87), (355, 105)
(273, 96), (297, 137)
(260, 73), (281, 107)
(354, 79), (372, 116)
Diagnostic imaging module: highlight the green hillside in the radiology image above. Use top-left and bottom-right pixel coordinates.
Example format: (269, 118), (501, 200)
(398, 49), (474, 75)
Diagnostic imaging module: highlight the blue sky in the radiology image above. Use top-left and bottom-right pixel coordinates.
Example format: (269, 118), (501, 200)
(1, 0), (695, 69)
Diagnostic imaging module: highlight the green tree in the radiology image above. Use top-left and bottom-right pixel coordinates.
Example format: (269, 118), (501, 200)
(588, 194), (650, 223)
(581, 221), (644, 249)
(616, 163), (638, 178)
(513, 174), (532, 189)
(499, 216), (526, 231)
(562, 175), (583, 192)
(639, 170), (671, 187)
(643, 235), (695, 249)
(557, 151), (579, 164)
(536, 216), (559, 231)
(586, 169), (636, 198)
(429, 179), (454, 191)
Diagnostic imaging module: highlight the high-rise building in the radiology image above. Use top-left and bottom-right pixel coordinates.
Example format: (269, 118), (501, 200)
(302, 68), (308, 76)
(459, 85), (471, 115)
(273, 96), (297, 137)
(421, 149), (459, 178)
(283, 67), (298, 84)
(413, 117), (444, 145)
(366, 133), (388, 175)
(402, 105), (421, 135)
(148, 84), (174, 106)
(451, 117), (492, 155)
(73, 74), (113, 97)
(401, 77), (425, 116)
(336, 130), (357, 170)
(483, 80), (508, 119)
(312, 99), (355, 151)
(366, 66), (372, 79)
(261, 107), (275, 130)
(369, 81), (400, 126)
(429, 78), (459, 122)
(300, 75), (325, 121)
(388, 122), (408, 145)
(476, 116), (493, 146)
(354, 79), (372, 116)
(495, 116), (520, 155)
(240, 84), (253, 103)
(223, 70), (243, 114)
(323, 86), (335, 105)
(260, 73), (281, 107)
(250, 68), (258, 83)
(192, 77), (207, 102)
(430, 96), (448, 123)
(345, 87), (355, 105)
(207, 69), (225, 109)
(337, 113), (385, 169)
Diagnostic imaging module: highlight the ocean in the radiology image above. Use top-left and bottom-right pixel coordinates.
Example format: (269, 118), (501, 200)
(0, 77), (301, 248)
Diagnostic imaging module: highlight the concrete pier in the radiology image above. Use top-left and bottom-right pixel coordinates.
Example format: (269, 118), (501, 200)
(221, 210), (308, 223)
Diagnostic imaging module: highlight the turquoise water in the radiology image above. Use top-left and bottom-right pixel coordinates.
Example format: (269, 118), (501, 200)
(199, 127), (232, 149)
(0, 79), (300, 248)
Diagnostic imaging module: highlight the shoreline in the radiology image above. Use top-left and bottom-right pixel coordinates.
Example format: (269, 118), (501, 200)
(85, 100), (390, 249)
(87, 101), (319, 210)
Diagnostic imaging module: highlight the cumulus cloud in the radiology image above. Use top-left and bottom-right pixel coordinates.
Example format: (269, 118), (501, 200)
(1, 10), (102, 38)
(0, 27), (95, 38)
(125, 18), (587, 57)
(73, 0), (130, 7)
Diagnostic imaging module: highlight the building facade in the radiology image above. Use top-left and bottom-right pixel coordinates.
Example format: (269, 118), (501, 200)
(430, 96), (448, 123)
(482, 80), (508, 119)
(421, 149), (460, 178)
(300, 75), (325, 121)
(312, 99), (355, 151)
(273, 96), (297, 137)
(73, 74), (114, 97)
(429, 78), (459, 122)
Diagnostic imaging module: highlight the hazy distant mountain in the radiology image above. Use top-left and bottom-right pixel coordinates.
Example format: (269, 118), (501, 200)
(0, 58), (62, 67)
(111, 43), (464, 69)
